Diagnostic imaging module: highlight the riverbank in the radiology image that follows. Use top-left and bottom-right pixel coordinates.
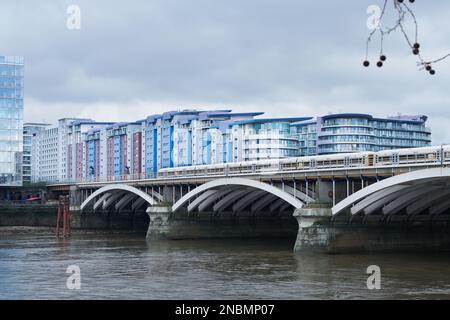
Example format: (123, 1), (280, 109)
(0, 204), (149, 232)
(0, 204), (58, 227)
(0, 226), (147, 236)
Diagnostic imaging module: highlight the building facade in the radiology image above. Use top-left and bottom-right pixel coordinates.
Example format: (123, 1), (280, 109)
(31, 118), (112, 183)
(23, 123), (49, 184)
(142, 110), (264, 174)
(66, 120), (114, 181)
(218, 117), (311, 163)
(292, 114), (431, 156)
(32, 126), (58, 183)
(85, 127), (109, 180)
(29, 111), (432, 183)
(104, 121), (143, 180)
(0, 55), (24, 186)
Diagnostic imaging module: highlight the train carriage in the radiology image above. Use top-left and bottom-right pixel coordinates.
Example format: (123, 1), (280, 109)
(374, 146), (449, 167)
(157, 146), (450, 178)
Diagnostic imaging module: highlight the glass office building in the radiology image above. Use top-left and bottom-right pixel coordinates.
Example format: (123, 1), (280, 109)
(0, 55), (24, 186)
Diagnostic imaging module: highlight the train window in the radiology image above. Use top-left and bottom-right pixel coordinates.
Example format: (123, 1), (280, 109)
(391, 153), (399, 165)
(367, 154), (374, 166)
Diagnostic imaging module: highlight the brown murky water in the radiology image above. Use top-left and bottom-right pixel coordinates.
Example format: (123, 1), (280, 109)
(1, 232), (450, 299)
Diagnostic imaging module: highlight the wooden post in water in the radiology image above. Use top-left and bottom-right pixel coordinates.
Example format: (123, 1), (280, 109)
(62, 197), (67, 238)
(56, 205), (61, 237)
(66, 196), (71, 236)
(57, 195), (71, 238)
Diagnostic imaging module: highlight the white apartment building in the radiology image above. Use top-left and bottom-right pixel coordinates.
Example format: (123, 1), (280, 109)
(31, 118), (103, 183)
(32, 126), (58, 182)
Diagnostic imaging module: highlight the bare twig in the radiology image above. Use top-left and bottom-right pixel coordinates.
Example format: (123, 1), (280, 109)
(363, 0), (449, 75)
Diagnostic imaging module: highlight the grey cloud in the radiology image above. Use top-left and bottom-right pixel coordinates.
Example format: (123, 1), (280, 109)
(1, 0), (449, 143)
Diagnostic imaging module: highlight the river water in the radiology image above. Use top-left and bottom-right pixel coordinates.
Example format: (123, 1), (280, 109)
(1, 232), (450, 299)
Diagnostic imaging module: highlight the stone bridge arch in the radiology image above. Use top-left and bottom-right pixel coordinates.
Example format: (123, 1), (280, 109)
(80, 184), (159, 212)
(172, 177), (309, 214)
(332, 168), (450, 217)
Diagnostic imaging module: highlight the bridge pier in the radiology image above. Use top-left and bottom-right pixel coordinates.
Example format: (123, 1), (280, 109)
(146, 206), (172, 240)
(69, 185), (81, 211)
(68, 208), (148, 231)
(293, 206), (333, 253)
(146, 206), (298, 241)
(294, 207), (450, 254)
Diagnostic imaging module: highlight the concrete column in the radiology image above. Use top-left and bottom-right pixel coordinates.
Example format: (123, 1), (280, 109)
(317, 179), (333, 203)
(305, 179), (309, 198)
(293, 180), (297, 198)
(188, 185), (191, 205)
(332, 178), (336, 206)
(41, 187), (48, 203)
(162, 185), (174, 203)
(293, 206), (332, 253)
(69, 185), (81, 211)
(346, 177), (350, 197)
(146, 206), (172, 240)
(312, 180), (316, 198)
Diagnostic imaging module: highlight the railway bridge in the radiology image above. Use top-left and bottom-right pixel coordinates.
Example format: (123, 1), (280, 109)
(48, 146), (450, 253)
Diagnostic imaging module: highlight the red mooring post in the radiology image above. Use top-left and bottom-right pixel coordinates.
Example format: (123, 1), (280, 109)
(66, 197), (71, 236)
(62, 199), (67, 238)
(56, 206), (61, 238)
(56, 196), (71, 238)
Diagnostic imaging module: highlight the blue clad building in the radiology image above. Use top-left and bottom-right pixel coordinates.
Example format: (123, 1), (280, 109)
(142, 110), (264, 175)
(144, 115), (161, 175)
(161, 112), (177, 169)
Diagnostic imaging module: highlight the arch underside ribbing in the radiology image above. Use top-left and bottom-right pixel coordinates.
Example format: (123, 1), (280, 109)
(80, 184), (162, 212)
(172, 178), (310, 214)
(80, 178), (312, 215)
(332, 168), (450, 217)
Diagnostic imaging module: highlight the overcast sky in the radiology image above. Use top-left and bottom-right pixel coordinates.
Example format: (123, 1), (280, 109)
(1, 0), (449, 144)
